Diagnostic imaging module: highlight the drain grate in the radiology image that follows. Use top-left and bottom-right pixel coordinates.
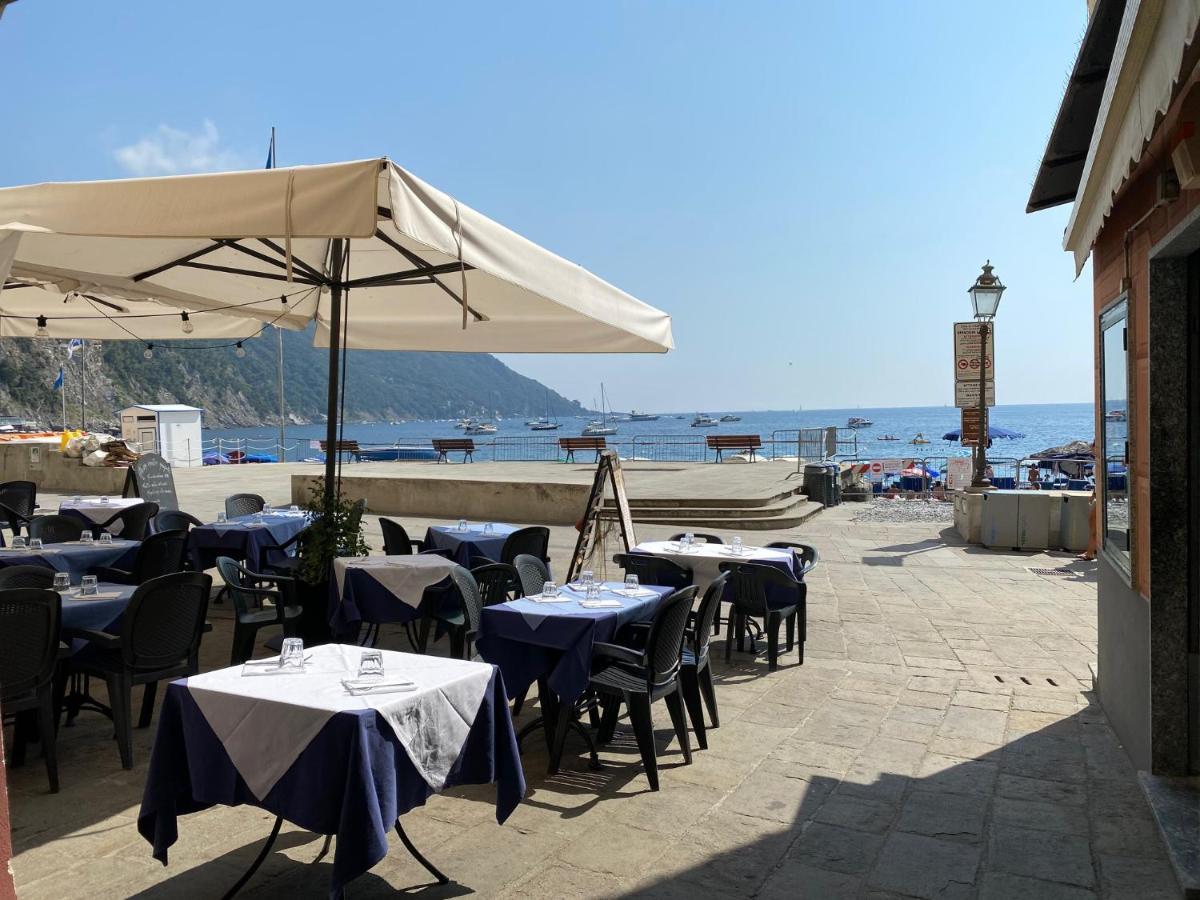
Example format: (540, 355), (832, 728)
(1027, 566), (1075, 577)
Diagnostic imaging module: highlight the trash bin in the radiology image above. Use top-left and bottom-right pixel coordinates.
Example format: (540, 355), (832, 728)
(804, 463), (830, 506)
(1059, 492), (1091, 551)
(827, 463), (842, 507)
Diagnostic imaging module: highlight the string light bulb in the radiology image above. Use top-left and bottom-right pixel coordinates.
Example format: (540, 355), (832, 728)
(235, 341), (246, 358)
(180, 312), (194, 334)
(143, 343), (154, 360)
(280, 294), (288, 306)
(34, 316), (49, 338)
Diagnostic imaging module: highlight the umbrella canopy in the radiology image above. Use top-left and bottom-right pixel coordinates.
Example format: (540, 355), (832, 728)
(0, 158), (674, 496)
(901, 465), (940, 479)
(1031, 439), (1094, 460)
(942, 425), (1026, 441)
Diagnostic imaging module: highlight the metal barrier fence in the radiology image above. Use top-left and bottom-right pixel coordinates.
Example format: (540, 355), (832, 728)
(850, 455), (1025, 500)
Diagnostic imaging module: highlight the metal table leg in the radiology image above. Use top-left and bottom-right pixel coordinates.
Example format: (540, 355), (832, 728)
(221, 816), (283, 899)
(395, 818), (448, 885)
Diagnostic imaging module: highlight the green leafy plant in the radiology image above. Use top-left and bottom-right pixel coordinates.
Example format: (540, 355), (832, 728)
(297, 478), (368, 585)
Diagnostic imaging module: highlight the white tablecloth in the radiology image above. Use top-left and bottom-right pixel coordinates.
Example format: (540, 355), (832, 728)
(58, 497), (142, 534)
(634, 540), (795, 587)
(186, 644), (492, 799)
(333, 554), (456, 609)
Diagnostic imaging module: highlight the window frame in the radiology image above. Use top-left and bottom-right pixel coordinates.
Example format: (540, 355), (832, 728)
(1099, 295), (1132, 580)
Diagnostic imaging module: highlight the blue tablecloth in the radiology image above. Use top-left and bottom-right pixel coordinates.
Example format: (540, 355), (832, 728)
(61, 583), (136, 633)
(328, 558), (457, 640)
(476, 584), (672, 707)
(188, 513), (308, 572)
(423, 524), (515, 566)
(138, 670), (525, 898)
(0, 541), (139, 581)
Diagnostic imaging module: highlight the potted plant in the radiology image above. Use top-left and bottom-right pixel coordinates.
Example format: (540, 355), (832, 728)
(294, 478), (367, 644)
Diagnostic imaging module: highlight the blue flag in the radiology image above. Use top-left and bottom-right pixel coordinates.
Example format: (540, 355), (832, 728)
(66, 338), (83, 359)
(52, 367), (63, 390)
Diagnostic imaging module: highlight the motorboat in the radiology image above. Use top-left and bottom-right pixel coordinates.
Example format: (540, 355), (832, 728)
(453, 418), (474, 429)
(691, 414), (720, 428)
(1105, 409), (1126, 421)
(877, 434), (900, 441)
(530, 420), (560, 431)
(629, 410), (660, 421)
(910, 433), (931, 445)
(464, 421), (497, 434)
(847, 417), (873, 428)
(720, 414), (741, 422)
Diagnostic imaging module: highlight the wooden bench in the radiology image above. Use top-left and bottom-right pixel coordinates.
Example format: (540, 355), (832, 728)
(432, 438), (476, 464)
(706, 434), (762, 462)
(559, 436), (607, 462)
(319, 440), (362, 462)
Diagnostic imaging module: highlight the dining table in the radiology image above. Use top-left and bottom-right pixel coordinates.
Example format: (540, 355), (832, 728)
(0, 540), (140, 581)
(138, 644), (525, 898)
(60, 582), (137, 634)
(328, 554), (457, 641)
(57, 497), (143, 535)
(187, 510), (309, 572)
(422, 522), (516, 566)
(633, 539), (801, 589)
(475, 580), (673, 771)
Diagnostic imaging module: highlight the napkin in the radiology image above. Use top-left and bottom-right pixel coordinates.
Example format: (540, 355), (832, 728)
(531, 594), (572, 604)
(580, 599), (622, 609)
(341, 678), (418, 696)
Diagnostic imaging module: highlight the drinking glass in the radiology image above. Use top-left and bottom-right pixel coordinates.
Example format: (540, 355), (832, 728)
(289, 505), (300, 513)
(11, 536), (26, 550)
(580, 570), (594, 588)
(80, 575), (98, 596)
(29, 538), (43, 551)
(358, 649), (384, 680)
(542, 581), (558, 598)
(624, 573), (639, 593)
(99, 496), (110, 504)
(53, 572), (70, 593)
(279, 637), (306, 671)
(731, 535), (743, 554)
(458, 518), (468, 532)
(72, 496), (82, 504)
(99, 532), (114, 545)
(216, 511), (228, 524)
(80, 532), (94, 545)
(586, 581), (601, 600)
(483, 522), (494, 535)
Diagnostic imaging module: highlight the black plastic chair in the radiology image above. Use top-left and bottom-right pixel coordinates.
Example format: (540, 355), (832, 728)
(446, 564), (484, 660)
(590, 587), (698, 790)
(154, 509), (203, 534)
(680, 573), (728, 750)
(27, 514), (85, 544)
(259, 524), (314, 576)
(668, 532), (724, 545)
(0, 588), (62, 792)
(472, 562), (520, 605)
(718, 560), (805, 671)
(216, 557), (302, 666)
(380, 517), (426, 555)
(612, 552), (693, 591)
(764, 541), (819, 579)
(512, 554), (550, 597)
(65, 571), (213, 768)
(91, 530), (188, 585)
(0, 565), (55, 590)
(0, 480), (36, 537)
(499, 526), (550, 566)
(224, 493), (265, 519)
(90, 501), (159, 540)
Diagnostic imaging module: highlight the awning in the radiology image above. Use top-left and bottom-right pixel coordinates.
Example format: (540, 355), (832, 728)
(1060, 0), (1200, 273)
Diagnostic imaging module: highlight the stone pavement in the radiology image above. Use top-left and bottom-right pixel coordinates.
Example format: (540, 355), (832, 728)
(5, 481), (1178, 898)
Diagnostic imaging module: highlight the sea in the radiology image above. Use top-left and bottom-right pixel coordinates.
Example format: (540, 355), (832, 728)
(202, 403), (1095, 465)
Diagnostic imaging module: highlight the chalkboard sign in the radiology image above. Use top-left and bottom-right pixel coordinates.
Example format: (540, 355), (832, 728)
(567, 450), (636, 583)
(123, 452), (179, 511)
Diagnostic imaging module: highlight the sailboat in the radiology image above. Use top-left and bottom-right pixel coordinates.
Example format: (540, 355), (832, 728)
(529, 389), (560, 430)
(582, 384), (618, 435)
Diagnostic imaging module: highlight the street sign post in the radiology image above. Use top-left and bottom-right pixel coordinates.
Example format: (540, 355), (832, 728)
(953, 322), (995, 382)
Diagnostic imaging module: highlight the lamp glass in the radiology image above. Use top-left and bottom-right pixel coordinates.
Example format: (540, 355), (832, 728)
(969, 284), (1004, 319)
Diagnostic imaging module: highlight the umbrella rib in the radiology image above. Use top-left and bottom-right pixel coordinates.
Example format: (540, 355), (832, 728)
(254, 239), (329, 283)
(132, 240), (236, 282)
(176, 260), (322, 286)
(223, 241), (329, 284)
(345, 260), (472, 288)
(371, 227), (484, 321)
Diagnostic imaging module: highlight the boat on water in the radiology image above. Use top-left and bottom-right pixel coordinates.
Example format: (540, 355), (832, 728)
(629, 410), (660, 421)
(583, 384), (618, 436)
(530, 420), (560, 431)
(691, 414), (720, 428)
(720, 414), (741, 422)
(453, 418), (474, 429)
(1105, 409), (1126, 421)
(465, 421), (497, 434)
(877, 434), (900, 441)
(847, 416), (873, 428)
(910, 432), (931, 445)
(353, 445), (439, 462)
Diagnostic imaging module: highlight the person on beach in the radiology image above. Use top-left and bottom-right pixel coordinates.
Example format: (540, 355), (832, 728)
(1028, 466), (1041, 490)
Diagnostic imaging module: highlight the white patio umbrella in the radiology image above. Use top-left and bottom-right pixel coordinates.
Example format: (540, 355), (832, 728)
(0, 158), (674, 496)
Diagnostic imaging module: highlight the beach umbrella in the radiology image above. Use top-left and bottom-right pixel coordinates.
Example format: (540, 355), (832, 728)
(942, 425), (1025, 441)
(1031, 439), (1094, 459)
(0, 159), (674, 499)
(901, 464), (940, 479)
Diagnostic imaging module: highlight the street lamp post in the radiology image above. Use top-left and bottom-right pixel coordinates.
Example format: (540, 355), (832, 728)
(967, 261), (1005, 490)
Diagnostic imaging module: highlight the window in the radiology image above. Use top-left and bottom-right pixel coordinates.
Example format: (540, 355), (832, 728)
(1099, 299), (1130, 567)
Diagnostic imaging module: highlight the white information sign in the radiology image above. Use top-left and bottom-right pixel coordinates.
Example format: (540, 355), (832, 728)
(946, 457), (973, 491)
(955, 380), (996, 408)
(953, 322), (995, 383)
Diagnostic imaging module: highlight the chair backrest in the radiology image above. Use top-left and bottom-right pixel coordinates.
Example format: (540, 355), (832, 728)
(379, 517), (416, 556)
(612, 553), (693, 590)
(121, 572), (212, 672)
(500, 527), (549, 566)
(154, 509), (203, 533)
(471, 562), (519, 606)
(132, 530), (189, 582)
(693, 572), (729, 658)
(0, 588), (61, 701)
(224, 493), (265, 519)
(0, 565), (55, 590)
(643, 587), (698, 688)
(447, 564), (483, 637)
(765, 541), (819, 578)
(216, 556), (259, 618)
(717, 560), (802, 617)
(512, 554), (550, 597)
(0, 480), (36, 527)
(102, 501), (159, 541)
(27, 514), (84, 544)
(668, 532), (724, 545)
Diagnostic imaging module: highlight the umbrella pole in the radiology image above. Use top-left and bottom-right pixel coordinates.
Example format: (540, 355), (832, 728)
(323, 239), (346, 509)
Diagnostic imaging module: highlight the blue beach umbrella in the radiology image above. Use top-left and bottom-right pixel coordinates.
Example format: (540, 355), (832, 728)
(942, 425), (1025, 442)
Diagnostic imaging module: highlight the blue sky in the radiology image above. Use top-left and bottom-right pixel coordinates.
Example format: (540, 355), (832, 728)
(0, 1), (1092, 412)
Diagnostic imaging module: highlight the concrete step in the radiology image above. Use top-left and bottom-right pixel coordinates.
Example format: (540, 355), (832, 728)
(603, 484), (806, 510)
(629, 498), (824, 531)
(621, 493), (814, 521)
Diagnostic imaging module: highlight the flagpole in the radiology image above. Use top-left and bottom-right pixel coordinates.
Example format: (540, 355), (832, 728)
(79, 340), (86, 430)
(266, 126), (285, 462)
(60, 368), (66, 432)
